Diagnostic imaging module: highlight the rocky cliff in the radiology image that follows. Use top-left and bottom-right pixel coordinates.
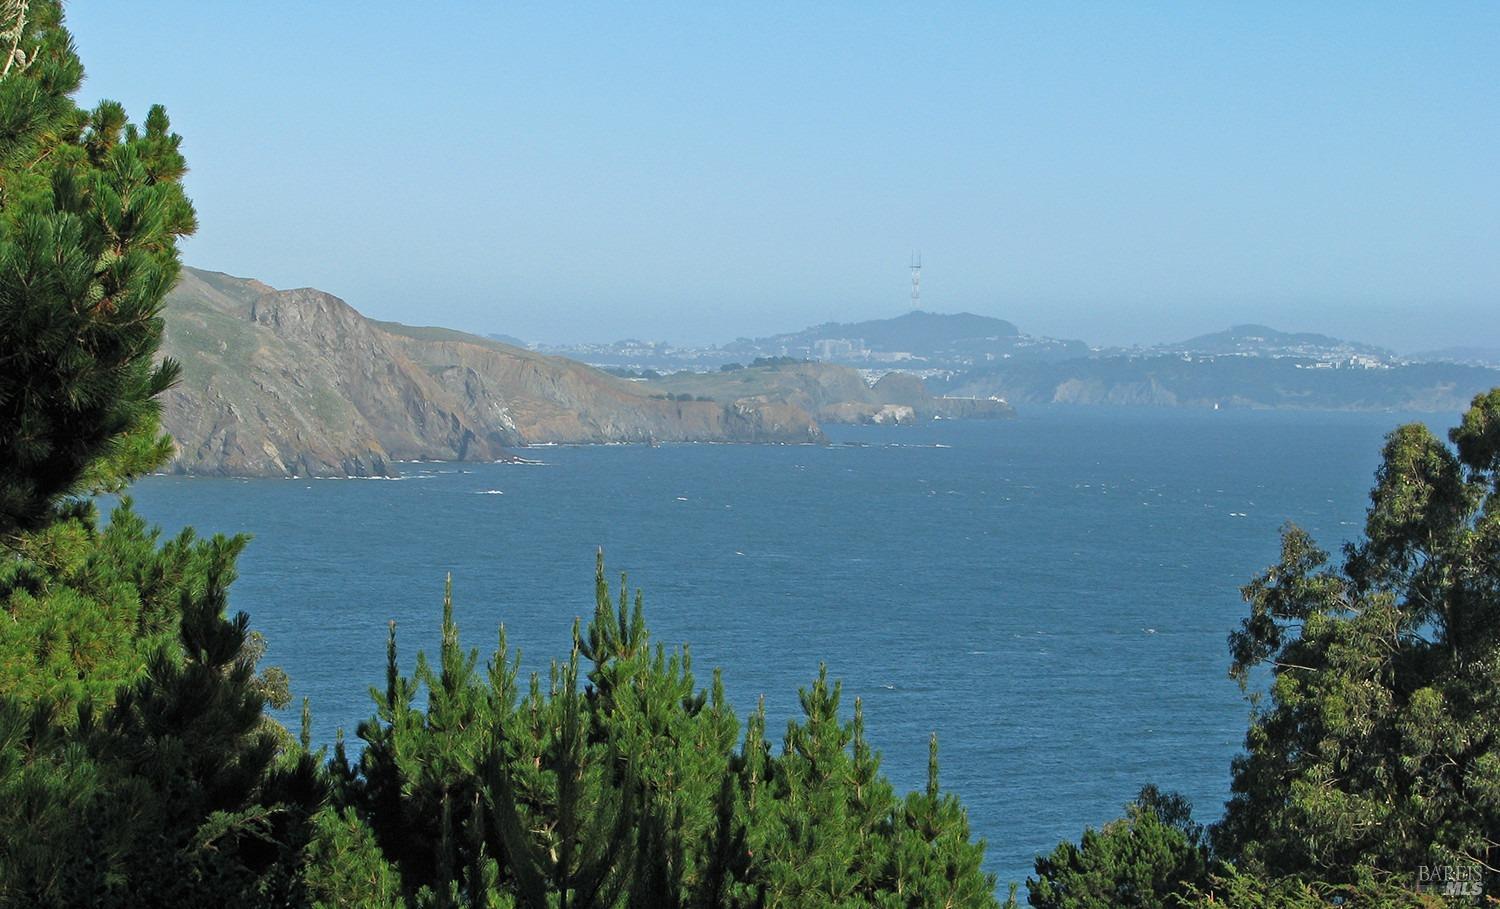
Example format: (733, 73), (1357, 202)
(159, 269), (822, 476)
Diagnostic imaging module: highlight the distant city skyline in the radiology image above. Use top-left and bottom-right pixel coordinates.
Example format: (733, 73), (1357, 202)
(67, 3), (1498, 352)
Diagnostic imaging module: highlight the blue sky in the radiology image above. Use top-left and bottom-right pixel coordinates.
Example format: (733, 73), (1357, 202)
(66, 2), (1498, 350)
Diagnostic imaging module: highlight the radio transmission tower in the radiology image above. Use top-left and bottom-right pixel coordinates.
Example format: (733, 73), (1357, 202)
(910, 251), (922, 310)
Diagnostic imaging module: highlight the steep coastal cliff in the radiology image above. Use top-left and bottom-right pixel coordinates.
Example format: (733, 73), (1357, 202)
(159, 269), (822, 476)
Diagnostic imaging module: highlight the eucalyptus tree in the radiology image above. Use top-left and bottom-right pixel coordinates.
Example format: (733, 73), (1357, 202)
(1218, 389), (1500, 887)
(1025, 390), (1500, 906)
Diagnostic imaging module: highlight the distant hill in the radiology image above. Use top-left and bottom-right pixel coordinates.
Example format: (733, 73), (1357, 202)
(1163, 324), (1392, 360)
(159, 268), (822, 476)
(725, 310), (1086, 364)
(943, 354), (1500, 412)
(787, 310), (1020, 348)
(509, 306), (1498, 414)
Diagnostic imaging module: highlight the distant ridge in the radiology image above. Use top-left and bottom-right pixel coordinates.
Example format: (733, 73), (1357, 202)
(159, 268), (822, 477)
(736, 310), (1019, 350)
(1165, 324), (1391, 359)
(719, 309), (1087, 364)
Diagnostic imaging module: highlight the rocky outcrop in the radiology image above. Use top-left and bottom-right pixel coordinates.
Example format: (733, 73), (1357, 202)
(817, 402), (918, 425)
(869, 372), (928, 408)
(159, 269), (822, 477)
(923, 397), (1015, 420)
(868, 373), (1014, 421)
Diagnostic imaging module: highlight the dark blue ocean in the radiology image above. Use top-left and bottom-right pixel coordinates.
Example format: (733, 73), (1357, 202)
(128, 406), (1434, 890)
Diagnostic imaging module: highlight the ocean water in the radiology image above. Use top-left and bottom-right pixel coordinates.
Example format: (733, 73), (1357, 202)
(128, 406), (1436, 889)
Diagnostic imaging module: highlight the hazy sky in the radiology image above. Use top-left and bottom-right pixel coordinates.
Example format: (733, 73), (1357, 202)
(67, 2), (1497, 351)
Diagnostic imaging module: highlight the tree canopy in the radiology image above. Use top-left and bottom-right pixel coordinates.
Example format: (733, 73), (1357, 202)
(312, 560), (1000, 908)
(0, 7), (1000, 904)
(0, 0), (194, 540)
(0, 3), (317, 903)
(1026, 390), (1500, 907)
(6, 2), (1500, 906)
(1216, 389), (1500, 884)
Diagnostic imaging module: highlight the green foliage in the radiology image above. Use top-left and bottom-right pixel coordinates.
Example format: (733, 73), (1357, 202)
(22, 4), (1499, 904)
(0, 0), (196, 539)
(1177, 868), (1455, 908)
(0, 497), (234, 712)
(886, 734), (998, 909)
(1025, 786), (1209, 909)
(332, 555), (1000, 908)
(1217, 391), (1500, 888)
(0, 5), (322, 905)
(304, 807), (407, 909)
(1028, 389), (1500, 906)
(0, 537), (326, 904)
(0, 0), (233, 775)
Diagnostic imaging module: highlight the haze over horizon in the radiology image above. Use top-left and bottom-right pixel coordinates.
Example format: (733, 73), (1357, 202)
(67, 3), (1497, 352)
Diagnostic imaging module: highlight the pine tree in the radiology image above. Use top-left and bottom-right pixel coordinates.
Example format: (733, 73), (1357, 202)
(335, 558), (1001, 908)
(887, 735), (998, 908)
(342, 580), (503, 896)
(756, 664), (863, 908)
(0, 4), (320, 903)
(1026, 786), (1208, 909)
(0, 537), (326, 905)
(579, 553), (742, 906)
(0, 0), (193, 540)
